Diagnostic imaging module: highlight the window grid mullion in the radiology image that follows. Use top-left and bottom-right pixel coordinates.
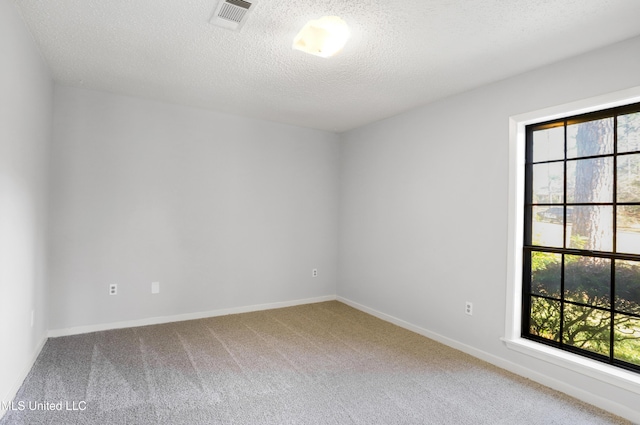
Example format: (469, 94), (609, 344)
(610, 114), (618, 365)
(559, 120), (567, 349)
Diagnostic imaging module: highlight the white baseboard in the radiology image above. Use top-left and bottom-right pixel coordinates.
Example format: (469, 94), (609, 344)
(337, 296), (640, 424)
(0, 335), (47, 420)
(48, 295), (337, 338)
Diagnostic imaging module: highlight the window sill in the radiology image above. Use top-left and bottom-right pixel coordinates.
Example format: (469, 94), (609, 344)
(501, 337), (640, 395)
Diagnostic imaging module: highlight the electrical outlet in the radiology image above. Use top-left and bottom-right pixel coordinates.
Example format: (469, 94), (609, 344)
(465, 301), (473, 316)
(109, 284), (117, 295)
(312, 268), (318, 277)
(151, 281), (160, 294)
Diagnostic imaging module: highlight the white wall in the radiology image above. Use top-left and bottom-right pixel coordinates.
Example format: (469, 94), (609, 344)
(0, 0), (52, 411)
(49, 86), (339, 331)
(338, 36), (640, 420)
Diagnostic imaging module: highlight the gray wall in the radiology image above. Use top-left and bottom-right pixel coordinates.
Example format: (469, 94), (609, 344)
(338, 36), (640, 418)
(0, 0), (53, 406)
(49, 87), (339, 330)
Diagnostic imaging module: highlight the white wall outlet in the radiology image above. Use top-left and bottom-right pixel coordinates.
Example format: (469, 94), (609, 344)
(465, 301), (473, 316)
(151, 281), (160, 294)
(109, 284), (117, 295)
(312, 268), (318, 277)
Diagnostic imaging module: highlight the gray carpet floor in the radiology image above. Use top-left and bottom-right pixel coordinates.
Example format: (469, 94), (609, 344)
(0, 301), (630, 424)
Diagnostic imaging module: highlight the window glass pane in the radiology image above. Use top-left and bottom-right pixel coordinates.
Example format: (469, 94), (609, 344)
(532, 206), (564, 247)
(617, 206), (640, 255)
(614, 314), (640, 367)
(564, 255), (610, 308)
(530, 252), (561, 298)
(567, 118), (614, 158)
(532, 163), (563, 204)
(563, 304), (610, 356)
(566, 205), (613, 251)
(529, 296), (560, 342)
(566, 157), (613, 203)
(615, 260), (640, 315)
(617, 153), (640, 202)
(618, 112), (640, 153)
(534, 206), (567, 225)
(532, 126), (564, 162)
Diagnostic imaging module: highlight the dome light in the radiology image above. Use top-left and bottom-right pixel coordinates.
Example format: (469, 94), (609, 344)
(292, 16), (350, 58)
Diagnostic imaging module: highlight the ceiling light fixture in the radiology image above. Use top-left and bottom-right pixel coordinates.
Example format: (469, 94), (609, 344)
(292, 16), (350, 58)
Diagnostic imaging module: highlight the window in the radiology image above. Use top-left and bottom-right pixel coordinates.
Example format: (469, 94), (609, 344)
(523, 103), (640, 372)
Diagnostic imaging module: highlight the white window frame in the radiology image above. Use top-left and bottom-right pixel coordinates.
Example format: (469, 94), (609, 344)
(504, 86), (640, 394)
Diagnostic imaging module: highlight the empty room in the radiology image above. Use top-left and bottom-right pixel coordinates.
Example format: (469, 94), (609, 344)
(2, 0), (640, 423)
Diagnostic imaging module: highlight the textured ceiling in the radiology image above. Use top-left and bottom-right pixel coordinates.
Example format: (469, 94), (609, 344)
(13, 0), (640, 132)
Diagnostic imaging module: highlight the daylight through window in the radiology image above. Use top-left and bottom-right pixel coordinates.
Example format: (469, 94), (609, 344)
(523, 102), (640, 372)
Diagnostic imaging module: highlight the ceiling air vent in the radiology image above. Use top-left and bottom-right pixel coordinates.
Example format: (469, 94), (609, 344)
(209, 0), (257, 31)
